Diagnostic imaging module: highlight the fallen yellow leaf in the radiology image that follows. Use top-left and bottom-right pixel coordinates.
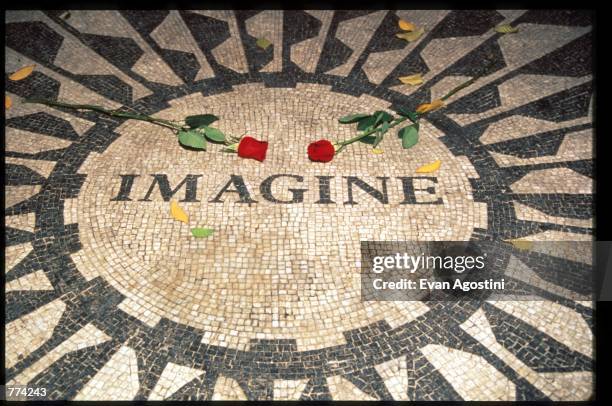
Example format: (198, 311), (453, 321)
(372, 148), (384, 154)
(5, 95), (12, 109)
(416, 159), (441, 173)
(399, 73), (424, 86)
(256, 38), (272, 50)
(170, 200), (189, 223)
(507, 240), (533, 251)
(495, 24), (519, 34)
(416, 99), (444, 114)
(396, 27), (424, 42)
(398, 19), (415, 31)
(9, 65), (35, 81)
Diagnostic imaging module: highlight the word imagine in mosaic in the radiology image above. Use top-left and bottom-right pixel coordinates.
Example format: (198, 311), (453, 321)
(110, 173), (444, 205)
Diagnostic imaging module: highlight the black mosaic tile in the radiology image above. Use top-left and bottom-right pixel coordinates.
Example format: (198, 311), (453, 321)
(4, 9), (594, 402)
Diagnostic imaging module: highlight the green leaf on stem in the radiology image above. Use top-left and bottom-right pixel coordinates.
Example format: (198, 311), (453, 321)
(358, 135), (377, 145)
(191, 227), (214, 238)
(399, 125), (419, 149)
(396, 107), (419, 125)
(178, 130), (207, 150)
(185, 114), (219, 128)
(373, 121), (390, 148)
(373, 131), (384, 148)
(357, 115), (377, 131)
(381, 121), (390, 133)
(339, 113), (370, 124)
(203, 126), (226, 142)
(374, 112), (384, 127)
(374, 110), (394, 124)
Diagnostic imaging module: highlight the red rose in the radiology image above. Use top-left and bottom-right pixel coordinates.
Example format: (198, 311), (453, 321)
(307, 139), (335, 162)
(237, 136), (268, 162)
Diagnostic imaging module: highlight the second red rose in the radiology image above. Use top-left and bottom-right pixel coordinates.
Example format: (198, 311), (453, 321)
(307, 139), (335, 162)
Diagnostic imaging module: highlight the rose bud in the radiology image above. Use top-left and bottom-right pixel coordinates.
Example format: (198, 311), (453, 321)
(237, 136), (269, 162)
(307, 139), (336, 162)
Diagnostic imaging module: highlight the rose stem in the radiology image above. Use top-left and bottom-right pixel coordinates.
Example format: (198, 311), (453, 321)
(23, 98), (183, 132)
(339, 67), (490, 148)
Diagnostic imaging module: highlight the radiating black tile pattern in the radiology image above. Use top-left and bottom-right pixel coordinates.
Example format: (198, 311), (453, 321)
(566, 160), (593, 179)
(300, 375), (332, 400)
(432, 10), (505, 39)
(283, 10), (322, 70)
(77, 34), (144, 72)
(486, 127), (580, 158)
(518, 32), (592, 77)
(5, 21), (64, 64)
(484, 303), (592, 372)
(6, 291), (58, 323)
(315, 10), (374, 74)
(285, 10), (322, 47)
(120, 10), (168, 35)
(179, 11), (234, 78)
(30, 341), (120, 400)
(114, 10), (191, 86)
(73, 74), (133, 105)
(511, 194), (592, 219)
(5, 150), (67, 164)
(6, 112), (82, 141)
(5, 228), (34, 247)
(6, 20), (138, 103)
(234, 10), (274, 74)
(343, 11), (397, 80)
(344, 367), (392, 399)
(524, 82), (592, 122)
(169, 373), (215, 401)
(4, 9), (594, 401)
(407, 352), (462, 401)
(445, 39), (507, 77)
(512, 250), (592, 295)
(445, 84), (501, 114)
(379, 46), (430, 89)
(5, 71), (61, 100)
(239, 377), (274, 400)
(515, 379), (549, 400)
(6, 252), (39, 282)
(515, 9), (592, 27)
(160, 49), (199, 83)
(6, 165), (47, 186)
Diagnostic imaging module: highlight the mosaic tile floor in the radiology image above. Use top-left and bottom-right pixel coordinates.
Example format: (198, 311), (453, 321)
(4, 10), (594, 401)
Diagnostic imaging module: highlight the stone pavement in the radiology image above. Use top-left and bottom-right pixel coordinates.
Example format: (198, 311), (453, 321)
(5, 10), (593, 400)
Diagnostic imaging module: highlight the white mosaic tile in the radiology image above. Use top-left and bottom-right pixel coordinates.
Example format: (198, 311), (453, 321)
(149, 362), (205, 400)
(327, 374), (377, 400)
(375, 356), (409, 400)
(75, 345), (140, 400)
(273, 378), (309, 400)
(6, 299), (65, 368)
(5, 270), (53, 293)
(421, 344), (516, 401)
(212, 376), (247, 400)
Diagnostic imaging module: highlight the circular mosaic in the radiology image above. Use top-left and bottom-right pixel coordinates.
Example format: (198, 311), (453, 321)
(5, 9), (594, 401)
(72, 84), (485, 348)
